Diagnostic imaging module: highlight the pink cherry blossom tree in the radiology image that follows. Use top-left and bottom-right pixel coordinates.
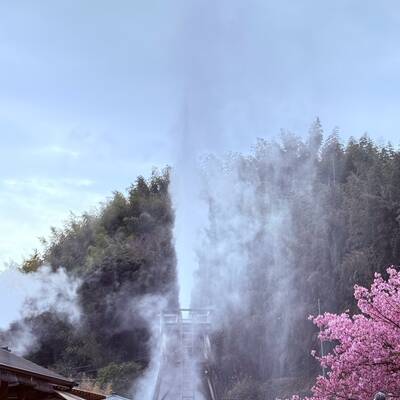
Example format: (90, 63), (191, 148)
(307, 267), (400, 400)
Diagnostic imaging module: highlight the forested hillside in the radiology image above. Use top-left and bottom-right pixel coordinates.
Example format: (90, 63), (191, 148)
(193, 123), (400, 399)
(3, 169), (178, 395)
(2, 126), (400, 398)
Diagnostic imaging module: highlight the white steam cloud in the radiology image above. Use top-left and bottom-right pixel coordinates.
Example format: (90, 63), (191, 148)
(0, 265), (81, 354)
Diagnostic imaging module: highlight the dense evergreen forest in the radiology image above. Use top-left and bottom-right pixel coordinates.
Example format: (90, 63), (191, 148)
(2, 124), (400, 398)
(193, 122), (400, 399)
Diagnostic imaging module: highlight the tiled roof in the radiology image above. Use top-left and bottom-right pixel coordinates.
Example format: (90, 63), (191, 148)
(0, 347), (74, 386)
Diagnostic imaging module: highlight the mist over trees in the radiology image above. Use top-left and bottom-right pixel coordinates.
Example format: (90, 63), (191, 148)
(1, 169), (178, 395)
(2, 123), (400, 398)
(193, 121), (400, 398)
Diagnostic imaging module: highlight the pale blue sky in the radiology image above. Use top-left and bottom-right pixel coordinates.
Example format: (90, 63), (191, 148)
(1, 0), (400, 272)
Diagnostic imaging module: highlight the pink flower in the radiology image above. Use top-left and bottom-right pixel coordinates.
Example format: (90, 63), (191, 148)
(295, 267), (400, 400)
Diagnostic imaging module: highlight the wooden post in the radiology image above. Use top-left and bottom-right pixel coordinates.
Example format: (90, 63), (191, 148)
(0, 381), (9, 399)
(17, 385), (28, 400)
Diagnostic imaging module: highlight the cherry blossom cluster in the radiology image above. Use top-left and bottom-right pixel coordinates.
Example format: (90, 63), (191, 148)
(299, 267), (400, 400)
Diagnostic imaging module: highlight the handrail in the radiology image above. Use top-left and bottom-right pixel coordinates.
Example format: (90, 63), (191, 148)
(151, 366), (162, 400)
(153, 309), (217, 400)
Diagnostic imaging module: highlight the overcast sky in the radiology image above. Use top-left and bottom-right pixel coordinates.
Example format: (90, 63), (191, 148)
(1, 0), (400, 276)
